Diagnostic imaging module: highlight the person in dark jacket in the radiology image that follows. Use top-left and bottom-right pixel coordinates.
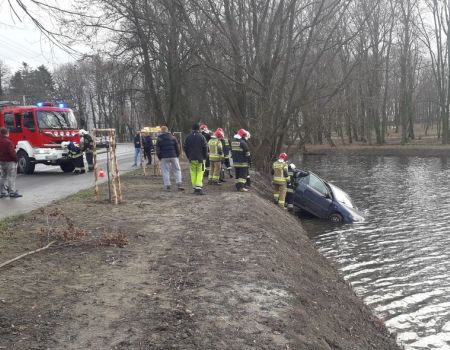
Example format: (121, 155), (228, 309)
(65, 141), (85, 174)
(142, 131), (153, 165)
(156, 126), (184, 191)
(0, 127), (22, 198)
(184, 123), (208, 195)
(133, 131), (141, 167)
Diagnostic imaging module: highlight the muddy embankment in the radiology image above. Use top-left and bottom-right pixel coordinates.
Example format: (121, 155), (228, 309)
(0, 167), (401, 350)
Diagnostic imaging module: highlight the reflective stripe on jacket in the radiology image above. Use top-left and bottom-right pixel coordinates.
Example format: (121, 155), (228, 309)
(231, 137), (250, 167)
(222, 138), (231, 158)
(208, 137), (223, 161)
(272, 160), (289, 185)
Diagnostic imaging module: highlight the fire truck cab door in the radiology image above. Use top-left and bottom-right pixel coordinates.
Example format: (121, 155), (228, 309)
(4, 112), (20, 145)
(22, 111), (37, 145)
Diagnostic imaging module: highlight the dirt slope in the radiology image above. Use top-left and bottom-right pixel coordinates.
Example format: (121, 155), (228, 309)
(0, 168), (400, 350)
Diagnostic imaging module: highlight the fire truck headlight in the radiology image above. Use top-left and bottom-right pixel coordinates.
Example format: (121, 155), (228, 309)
(53, 131), (59, 137)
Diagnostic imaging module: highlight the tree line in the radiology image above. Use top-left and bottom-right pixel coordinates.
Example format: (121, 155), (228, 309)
(2, 0), (450, 167)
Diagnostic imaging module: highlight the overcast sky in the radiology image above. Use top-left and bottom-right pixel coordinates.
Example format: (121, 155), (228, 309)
(0, 1), (77, 72)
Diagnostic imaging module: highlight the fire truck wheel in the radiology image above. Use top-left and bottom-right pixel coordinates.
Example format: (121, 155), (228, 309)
(17, 151), (35, 174)
(60, 162), (75, 173)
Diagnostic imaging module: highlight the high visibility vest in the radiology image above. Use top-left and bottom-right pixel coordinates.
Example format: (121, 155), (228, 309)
(208, 137), (223, 161)
(273, 161), (288, 185)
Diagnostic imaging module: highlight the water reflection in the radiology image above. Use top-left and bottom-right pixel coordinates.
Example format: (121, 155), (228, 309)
(299, 155), (450, 350)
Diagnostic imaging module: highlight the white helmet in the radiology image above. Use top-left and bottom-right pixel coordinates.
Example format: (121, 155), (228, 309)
(78, 129), (88, 136)
(60, 141), (70, 148)
(289, 163), (296, 170)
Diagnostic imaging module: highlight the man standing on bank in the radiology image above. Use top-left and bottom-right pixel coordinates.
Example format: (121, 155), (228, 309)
(0, 127), (22, 198)
(156, 126), (184, 192)
(184, 123), (208, 195)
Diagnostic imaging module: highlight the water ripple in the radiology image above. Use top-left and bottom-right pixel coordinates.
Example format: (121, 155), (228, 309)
(300, 154), (450, 350)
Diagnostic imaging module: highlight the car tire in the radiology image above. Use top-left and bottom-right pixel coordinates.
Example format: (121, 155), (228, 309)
(17, 150), (35, 174)
(329, 213), (343, 223)
(60, 162), (75, 173)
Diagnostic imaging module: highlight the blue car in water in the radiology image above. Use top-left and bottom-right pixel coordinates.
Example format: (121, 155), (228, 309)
(293, 171), (364, 224)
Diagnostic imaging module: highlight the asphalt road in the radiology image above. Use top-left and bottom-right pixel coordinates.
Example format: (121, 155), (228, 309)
(0, 144), (136, 220)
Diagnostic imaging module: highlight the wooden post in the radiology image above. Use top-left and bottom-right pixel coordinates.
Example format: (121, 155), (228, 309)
(112, 130), (123, 203)
(93, 129), (99, 201)
(92, 128), (123, 204)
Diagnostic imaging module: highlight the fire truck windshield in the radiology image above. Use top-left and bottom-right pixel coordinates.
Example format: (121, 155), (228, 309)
(37, 110), (77, 130)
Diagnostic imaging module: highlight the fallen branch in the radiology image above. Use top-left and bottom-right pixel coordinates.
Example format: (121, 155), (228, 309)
(0, 241), (56, 269)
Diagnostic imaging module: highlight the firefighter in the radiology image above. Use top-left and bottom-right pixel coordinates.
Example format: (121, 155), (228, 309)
(63, 141), (85, 174)
(272, 153), (290, 208)
(208, 129), (224, 185)
(216, 128), (232, 181)
(244, 131), (252, 188)
(200, 124), (212, 177)
(286, 163), (296, 211)
(231, 129), (251, 192)
(79, 129), (94, 171)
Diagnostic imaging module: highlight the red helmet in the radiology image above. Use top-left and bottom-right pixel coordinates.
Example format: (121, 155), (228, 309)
(279, 153), (288, 161)
(200, 124), (208, 131)
(237, 128), (248, 139)
(214, 129), (224, 139)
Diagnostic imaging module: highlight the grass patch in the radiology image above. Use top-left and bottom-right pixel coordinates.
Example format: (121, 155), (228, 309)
(63, 188), (95, 203)
(0, 213), (28, 234)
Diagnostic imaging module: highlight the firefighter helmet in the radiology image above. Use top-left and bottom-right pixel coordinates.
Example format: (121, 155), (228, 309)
(237, 129), (248, 139)
(279, 153), (288, 161)
(214, 129), (224, 139)
(78, 129), (88, 136)
(289, 163), (296, 170)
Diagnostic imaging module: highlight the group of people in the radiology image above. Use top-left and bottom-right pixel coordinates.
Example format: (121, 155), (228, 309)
(149, 123), (251, 195)
(184, 123), (252, 195)
(133, 129), (154, 167)
(150, 123), (304, 212)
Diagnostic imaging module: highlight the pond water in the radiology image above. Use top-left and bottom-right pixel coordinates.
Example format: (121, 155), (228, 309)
(297, 154), (450, 350)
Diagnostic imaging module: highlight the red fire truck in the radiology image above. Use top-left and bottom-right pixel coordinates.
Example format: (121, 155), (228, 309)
(0, 101), (80, 174)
